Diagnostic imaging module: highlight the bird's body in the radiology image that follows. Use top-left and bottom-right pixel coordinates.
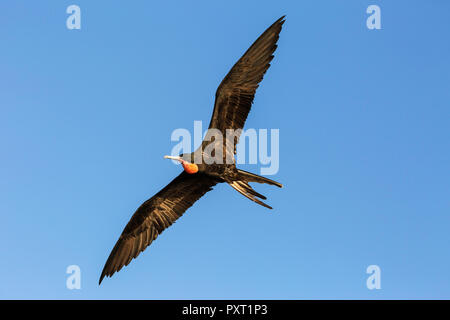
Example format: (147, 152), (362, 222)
(99, 16), (285, 284)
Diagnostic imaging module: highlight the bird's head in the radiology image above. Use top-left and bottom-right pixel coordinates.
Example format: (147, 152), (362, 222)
(164, 154), (199, 174)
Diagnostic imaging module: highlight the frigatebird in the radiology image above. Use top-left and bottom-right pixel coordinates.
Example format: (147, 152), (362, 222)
(99, 16), (285, 284)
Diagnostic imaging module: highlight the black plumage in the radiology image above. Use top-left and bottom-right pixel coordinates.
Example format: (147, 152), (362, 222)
(99, 16), (285, 284)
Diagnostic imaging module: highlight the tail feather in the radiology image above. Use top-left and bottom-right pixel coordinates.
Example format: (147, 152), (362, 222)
(229, 180), (272, 209)
(237, 169), (283, 188)
(236, 180), (266, 199)
(227, 170), (282, 209)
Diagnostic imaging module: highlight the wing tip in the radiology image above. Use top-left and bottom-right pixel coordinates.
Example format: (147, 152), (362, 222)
(99, 268), (111, 285)
(98, 273), (106, 285)
(276, 15), (286, 26)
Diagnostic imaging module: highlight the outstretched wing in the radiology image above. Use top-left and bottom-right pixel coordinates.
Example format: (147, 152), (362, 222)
(204, 16), (285, 158)
(99, 172), (218, 284)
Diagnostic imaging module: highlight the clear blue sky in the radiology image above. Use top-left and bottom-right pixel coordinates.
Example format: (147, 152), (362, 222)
(1, 1), (449, 299)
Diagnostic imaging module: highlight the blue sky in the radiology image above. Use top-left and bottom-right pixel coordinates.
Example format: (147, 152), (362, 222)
(1, 1), (449, 299)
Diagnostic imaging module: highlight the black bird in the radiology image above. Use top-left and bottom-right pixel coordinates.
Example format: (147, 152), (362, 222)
(99, 16), (285, 284)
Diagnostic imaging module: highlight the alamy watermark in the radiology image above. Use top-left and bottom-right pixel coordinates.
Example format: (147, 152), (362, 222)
(366, 265), (381, 290)
(66, 5), (81, 30)
(169, 121), (280, 175)
(66, 265), (81, 290)
(366, 5), (381, 30)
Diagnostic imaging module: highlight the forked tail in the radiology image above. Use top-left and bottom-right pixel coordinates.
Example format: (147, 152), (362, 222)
(228, 169), (283, 209)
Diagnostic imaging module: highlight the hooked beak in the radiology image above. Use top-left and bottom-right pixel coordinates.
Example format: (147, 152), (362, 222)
(164, 155), (183, 163)
(164, 155), (198, 174)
